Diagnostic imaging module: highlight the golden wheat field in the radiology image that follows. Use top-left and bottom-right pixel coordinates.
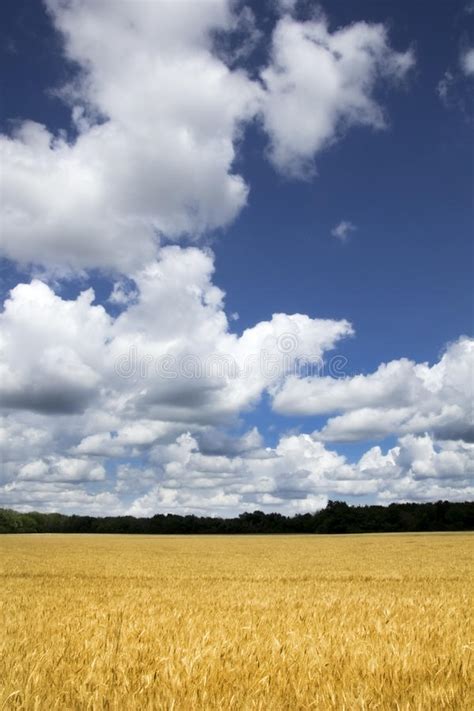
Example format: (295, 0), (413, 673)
(0, 533), (472, 710)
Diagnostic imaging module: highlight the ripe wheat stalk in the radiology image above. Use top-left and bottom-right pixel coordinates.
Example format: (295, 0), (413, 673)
(0, 533), (472, 710)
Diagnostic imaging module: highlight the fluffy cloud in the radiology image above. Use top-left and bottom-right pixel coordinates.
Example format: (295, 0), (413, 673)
(260, 16), (414, 176)
(0, 2), (414, 273)
(108, 246), (352, 425)
(461, 48), (474, 76)
(0, 246), (352, 424)
(0, 244), (353, 512)
(2, 423), (472, 515)
(29, 429), (353, 516)
(129, 431), (473, 516)
(363, 435), (474, 502)
(273, 338), (474, 443)
(0, 281), (110, 414)
(0, 0), (260, 272)
(18, 457), (105, 483)
(0, 421), (52, 482)
(0, 480), (122, 516)
(1, 247), (471, 514)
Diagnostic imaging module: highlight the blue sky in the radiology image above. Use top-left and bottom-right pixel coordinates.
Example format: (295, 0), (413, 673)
(0, 0), (473, 515)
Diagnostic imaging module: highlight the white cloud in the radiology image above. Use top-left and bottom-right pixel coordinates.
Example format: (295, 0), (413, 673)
(331, 220), (357, 242)
(1, 246), (471, 514)
(0, 480), (122, 516)
(461, 48), (474, 76)
(273, 338), (474, 442)
(18, 457), (105, 483)
(0, 280), (110, 414)
(373, 435), (474, 502)
(0, 0), (261, 273)
(0, 3), (415, 274)
(5, 428), (471, 516)
(103, 246), (353, 425)
(260, 16), (414, 177)
(0, 245), (352, 507)
(0, 421), (52, 482)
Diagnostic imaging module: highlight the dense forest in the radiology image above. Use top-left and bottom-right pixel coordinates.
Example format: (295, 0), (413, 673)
(0, 500), (473, 534)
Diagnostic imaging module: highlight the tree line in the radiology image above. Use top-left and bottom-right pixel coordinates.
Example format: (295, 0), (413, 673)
(0, 500), (473, 534)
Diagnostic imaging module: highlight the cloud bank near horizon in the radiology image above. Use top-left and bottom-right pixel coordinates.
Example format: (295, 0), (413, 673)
(1, 247), (472, 515)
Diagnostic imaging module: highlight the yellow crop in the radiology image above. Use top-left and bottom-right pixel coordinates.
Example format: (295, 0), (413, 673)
(0, 533), (472, 710)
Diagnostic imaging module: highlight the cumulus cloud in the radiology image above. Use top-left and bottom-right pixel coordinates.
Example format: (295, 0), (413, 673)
(0, 281), (110, 414)
(0, 246), (351, 423)
(260, 16), (414, 177)
(331, 220), (357, 243)
(365, 435), (474, 502)
(1, 247), (471, 514)
(0, 246), (353, 433)
(0, 244), (354, 512)
(107, 246), (352, 425)
(0, 480), (123, 516)
(2, 423), (472, 515)
(273, 337), (474, 443)
(18, 457), (105, 483)
(0, 421), (52, 480)
(0, 2), (414, 273)
(0, 0), (260, 273)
